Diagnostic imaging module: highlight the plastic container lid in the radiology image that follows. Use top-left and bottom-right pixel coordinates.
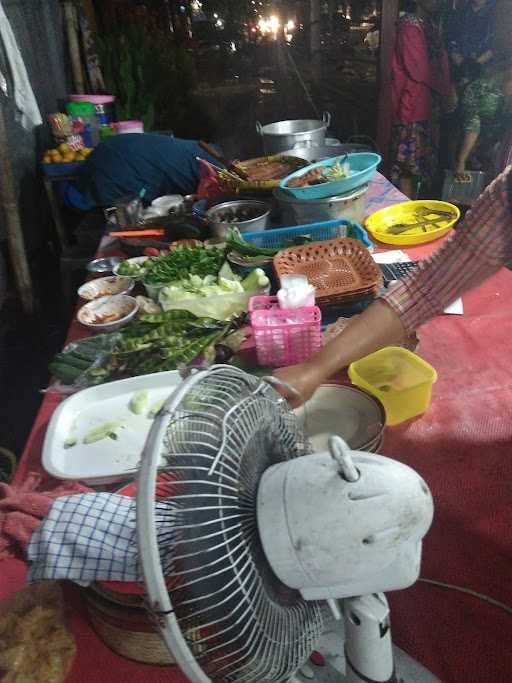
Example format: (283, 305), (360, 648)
(70, 94), (116, 104)
(117, 120), (144, 131)
(66, 101), (95, 117)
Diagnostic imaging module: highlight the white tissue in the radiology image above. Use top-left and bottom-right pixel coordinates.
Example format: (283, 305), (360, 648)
(278, 274), (315, 309)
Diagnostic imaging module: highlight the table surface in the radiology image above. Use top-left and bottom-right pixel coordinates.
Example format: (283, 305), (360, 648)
(3, 173), (512, 683)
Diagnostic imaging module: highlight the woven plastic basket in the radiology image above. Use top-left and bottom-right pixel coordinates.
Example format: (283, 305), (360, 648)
(249, 296), (322, 367)
(242, 219), (372, 251)
(273, 237), (382, 306)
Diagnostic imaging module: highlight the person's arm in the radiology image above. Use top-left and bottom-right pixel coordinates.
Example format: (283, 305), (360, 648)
(273, 169), (512, 406)
(445, 8), (463, 65)
(476, 49), (494, 65)
(395, 22), (430, 85)
(432, 49), (453, 99)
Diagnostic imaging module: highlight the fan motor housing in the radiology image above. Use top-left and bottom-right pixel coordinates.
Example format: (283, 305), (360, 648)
(257, 450), (434, 601)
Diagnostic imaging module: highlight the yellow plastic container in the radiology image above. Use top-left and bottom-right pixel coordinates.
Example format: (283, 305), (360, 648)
(365, 200), (460, 246)
(348, 347), (437, 426)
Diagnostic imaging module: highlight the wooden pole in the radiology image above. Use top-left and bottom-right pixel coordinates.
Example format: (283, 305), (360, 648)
(376, 0), (399, 171)
(0, 103), (35, 316)
(81, 0), (97, 34)
(310, 0), (321, 81)
(63, 1), (85, 94)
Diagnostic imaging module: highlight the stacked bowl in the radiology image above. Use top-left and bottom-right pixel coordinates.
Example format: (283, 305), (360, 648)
(275, 152), (381, 227)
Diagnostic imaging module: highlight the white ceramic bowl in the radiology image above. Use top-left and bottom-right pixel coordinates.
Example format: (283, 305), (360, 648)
(294, 384), (385, 452)
(113, 256), (151, 280)
(77, 295), (139, 332)
(78, 276), (134, 301)
(151, 194), (184, 213)
(142, 207), (166, 220)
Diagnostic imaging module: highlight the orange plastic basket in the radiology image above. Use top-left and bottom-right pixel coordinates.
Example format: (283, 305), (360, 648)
(273, 237), (382, 305)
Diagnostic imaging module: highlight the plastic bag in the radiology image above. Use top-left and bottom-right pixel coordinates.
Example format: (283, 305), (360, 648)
(0, 582), (76, 682)
(47, 333), (119, 394)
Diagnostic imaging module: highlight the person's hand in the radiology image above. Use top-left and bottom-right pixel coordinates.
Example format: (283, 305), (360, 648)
(454, 161), (471, 183)
(272, 362), (323, 408)
(445, 86), (458, 114)
(451, 51), (464, 67)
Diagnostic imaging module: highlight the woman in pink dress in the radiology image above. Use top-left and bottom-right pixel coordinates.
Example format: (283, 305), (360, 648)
(390, 0), (452, 197)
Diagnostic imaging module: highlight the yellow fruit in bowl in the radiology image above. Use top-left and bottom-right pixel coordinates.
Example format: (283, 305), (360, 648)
(63, 155), (75, 163)
(58, 143), (70, 154)
(43, 155), (52, 164)
(81, 147), (93, 157)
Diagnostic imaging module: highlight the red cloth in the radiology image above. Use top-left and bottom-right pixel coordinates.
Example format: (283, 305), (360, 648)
(2, 182), (512, 681)
(0, 472), (91, 559)
(383, 268), (512, 683)
(196, 158), (226, 202)
(391, 18), (450, 123)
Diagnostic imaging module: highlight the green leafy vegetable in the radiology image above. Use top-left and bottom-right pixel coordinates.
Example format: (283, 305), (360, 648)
(225, 228), (278, 257)
(143, 247), (226, 287)
(325, 158), (350, 180)
(50, 307), (246, 388)
(117, 260), (148, 276)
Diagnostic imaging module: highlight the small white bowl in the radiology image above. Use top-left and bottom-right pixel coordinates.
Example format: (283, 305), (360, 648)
(143, 281), (166, 302)
(78, 276), (134, 301)
(77, 295), (139, 332)
(151, 194), (184, 213)
(142, 207), (166, 220)
(113, 257), (150, 280)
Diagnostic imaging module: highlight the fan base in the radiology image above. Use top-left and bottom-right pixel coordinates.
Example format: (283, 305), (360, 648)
(293, 621), (441, 683)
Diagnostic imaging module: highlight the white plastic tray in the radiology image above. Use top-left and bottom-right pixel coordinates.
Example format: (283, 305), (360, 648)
(42, 371), (182, 485)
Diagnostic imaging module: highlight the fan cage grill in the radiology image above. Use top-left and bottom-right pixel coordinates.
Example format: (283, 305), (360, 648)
(140, 367), (323, 682)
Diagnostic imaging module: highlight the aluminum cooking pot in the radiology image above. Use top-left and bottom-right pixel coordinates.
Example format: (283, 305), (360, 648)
(256, 112), (331, 155)
(273, 184), (369, 227)
(280, 142), (372, 164)
(204, 200), (271, 238)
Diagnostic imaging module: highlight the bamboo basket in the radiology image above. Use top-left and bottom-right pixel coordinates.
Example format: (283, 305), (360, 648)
(84, 587), (175, 665)
(217, 155), (308, 194)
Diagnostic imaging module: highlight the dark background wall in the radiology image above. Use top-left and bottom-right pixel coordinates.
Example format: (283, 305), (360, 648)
(0, 0), (69, 254)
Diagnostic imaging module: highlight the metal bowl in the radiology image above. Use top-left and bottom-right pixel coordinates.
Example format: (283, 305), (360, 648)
(86, 257), (123, 274)
(206, 200), (271, 238)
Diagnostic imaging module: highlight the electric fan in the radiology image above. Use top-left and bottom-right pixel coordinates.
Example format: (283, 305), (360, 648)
(136, 365), (438, 683)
